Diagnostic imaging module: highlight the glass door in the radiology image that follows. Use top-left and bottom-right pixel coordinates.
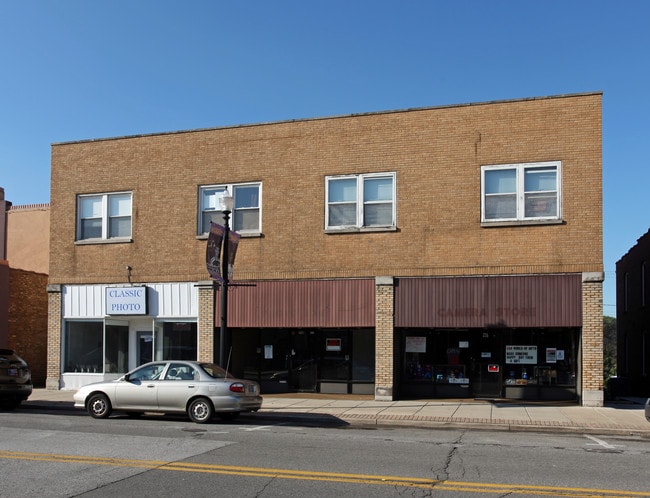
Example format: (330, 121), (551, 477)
(137, 331), (153, 366)
(288, 330), (318, 392)
(470, 330), (502, 398)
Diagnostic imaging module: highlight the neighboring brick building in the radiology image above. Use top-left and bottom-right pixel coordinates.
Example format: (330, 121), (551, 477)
(0, 189), (50, 386)
(47, 92), (605, 405)
(616, 229), (650, 396)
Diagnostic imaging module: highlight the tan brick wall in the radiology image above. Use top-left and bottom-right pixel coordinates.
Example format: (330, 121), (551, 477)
(375, 277), (395, 400)
(197, 282), (215, 363)
(48, 93), (603, 399)
(49, 93), (602, 286)
(46, 286), (62, 389)
(6, 205), (50, 275)
(581, 276), (604, 406)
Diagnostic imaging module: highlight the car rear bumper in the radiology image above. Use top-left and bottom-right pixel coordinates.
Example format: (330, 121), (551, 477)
(211, 395), (263, 413)
(0, 383), (33, 401)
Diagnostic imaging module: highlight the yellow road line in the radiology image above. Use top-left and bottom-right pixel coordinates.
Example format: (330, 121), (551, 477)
(1, 450), (648, 497)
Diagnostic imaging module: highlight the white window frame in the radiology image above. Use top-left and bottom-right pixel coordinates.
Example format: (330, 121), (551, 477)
(325, 172), (396, 231)
(76, 192), (132, 242)
(198, 182), (262, 236)
(481, 161), (562, 224)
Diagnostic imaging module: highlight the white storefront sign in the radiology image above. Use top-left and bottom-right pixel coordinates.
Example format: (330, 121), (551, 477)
(505, 345), (537, 364)
(106, 286), (148, 315)
(406, 336), (427, 353)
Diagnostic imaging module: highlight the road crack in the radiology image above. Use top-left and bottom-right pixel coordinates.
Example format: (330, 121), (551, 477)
(430, 431), (465, 484)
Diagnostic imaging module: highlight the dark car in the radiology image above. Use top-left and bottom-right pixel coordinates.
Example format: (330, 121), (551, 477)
(645, 398), (650, 423)
(0, 348), (33, 408)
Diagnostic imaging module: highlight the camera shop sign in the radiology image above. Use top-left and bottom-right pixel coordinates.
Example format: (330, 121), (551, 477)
(505, 345), (537, 364)
(106, 286), (148, 315)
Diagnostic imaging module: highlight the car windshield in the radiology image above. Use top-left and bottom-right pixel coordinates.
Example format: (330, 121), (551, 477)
(128, 363), (165, 381)
(200, 363), (234, 379)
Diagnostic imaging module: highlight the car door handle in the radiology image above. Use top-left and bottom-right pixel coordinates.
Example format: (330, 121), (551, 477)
(187, 385), (196, 388)
(146, 384), (156, 388)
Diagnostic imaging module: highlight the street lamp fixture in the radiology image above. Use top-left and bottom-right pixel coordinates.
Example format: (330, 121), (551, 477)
(219, 190), (234, 214)
(218, 190), (234, 367)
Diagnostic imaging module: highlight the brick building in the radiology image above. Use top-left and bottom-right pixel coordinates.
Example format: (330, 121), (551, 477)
(616, 229), (650, 396)
(47, 92), (605, 406)
(1, 189), (50, 385)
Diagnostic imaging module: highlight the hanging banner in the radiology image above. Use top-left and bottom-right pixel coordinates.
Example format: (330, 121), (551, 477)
(206, 222), (224, 280)
(226, 229), (241, 280)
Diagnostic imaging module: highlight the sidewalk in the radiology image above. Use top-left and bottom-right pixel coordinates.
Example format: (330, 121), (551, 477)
(22, 389), (650, 436)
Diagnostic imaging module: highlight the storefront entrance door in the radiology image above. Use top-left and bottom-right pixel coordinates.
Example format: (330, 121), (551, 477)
(470, 331), (502, 398)
(137, 331), (153, 366)
(288, 331), (318, 392)
(471, 362), (502, 398)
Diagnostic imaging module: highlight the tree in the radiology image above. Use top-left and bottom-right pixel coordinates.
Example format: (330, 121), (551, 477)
(603, 316), (617, 381)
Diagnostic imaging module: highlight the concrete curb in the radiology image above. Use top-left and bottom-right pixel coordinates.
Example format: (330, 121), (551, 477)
(19, 395), (650, 438)
(249, 411), (650, 437)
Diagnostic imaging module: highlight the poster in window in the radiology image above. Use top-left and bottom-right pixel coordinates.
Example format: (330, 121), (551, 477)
(326, 338), (342, 352)
(505, 345), (537, 364)
(406, 336), (426, 353)
(546, 348), (557, 363)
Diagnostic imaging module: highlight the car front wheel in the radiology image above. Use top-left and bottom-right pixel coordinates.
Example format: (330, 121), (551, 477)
(188, 397), (213, 424)
(87, 393), (112, 419)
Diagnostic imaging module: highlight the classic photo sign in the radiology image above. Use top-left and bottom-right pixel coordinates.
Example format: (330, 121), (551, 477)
(106, 286), (148, 315)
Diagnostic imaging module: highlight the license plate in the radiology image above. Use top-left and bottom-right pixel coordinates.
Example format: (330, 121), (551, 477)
(8, 368), (18, 377)
(247, 385), (257, 394)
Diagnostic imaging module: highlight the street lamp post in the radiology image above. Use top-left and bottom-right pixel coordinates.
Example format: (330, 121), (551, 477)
(219, 192), (234, 368)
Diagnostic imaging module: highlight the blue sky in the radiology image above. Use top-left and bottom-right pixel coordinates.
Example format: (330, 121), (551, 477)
(1, 1), (649, 316)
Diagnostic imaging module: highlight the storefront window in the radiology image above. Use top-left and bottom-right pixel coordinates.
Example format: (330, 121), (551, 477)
(233, 328), (375, 392)
(352, 329), (375, 381)
(504, 329), (577, 387)
(105, 324), (129, 373)
(155, 322), (197, 361)
(404, 331), (470, 382)
(400, 328), (578, 400)
(64, 321), (103, 373)
(320, 334), (349, 381)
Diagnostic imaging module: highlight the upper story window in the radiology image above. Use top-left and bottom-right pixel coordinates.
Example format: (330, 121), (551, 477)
(199, 183), (261, 235)
(642, 262), (646, 307)
(624, 271), (630, 312)
(325, 173), (396, 231)
(481, 161), (561, 224)
(77, 192), (132, 241)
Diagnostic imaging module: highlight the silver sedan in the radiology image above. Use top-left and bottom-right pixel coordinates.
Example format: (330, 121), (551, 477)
(73, 361), (262, 423)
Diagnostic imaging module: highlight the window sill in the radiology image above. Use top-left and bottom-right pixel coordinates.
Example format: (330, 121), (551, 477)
(75, 238), (133, 245)
(324, 226), (398, 234)
(196, 232), (262, 240)
(481, 219), (564, 228)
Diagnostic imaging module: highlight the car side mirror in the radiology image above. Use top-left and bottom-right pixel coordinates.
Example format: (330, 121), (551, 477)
(123, 374), (130, 382)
